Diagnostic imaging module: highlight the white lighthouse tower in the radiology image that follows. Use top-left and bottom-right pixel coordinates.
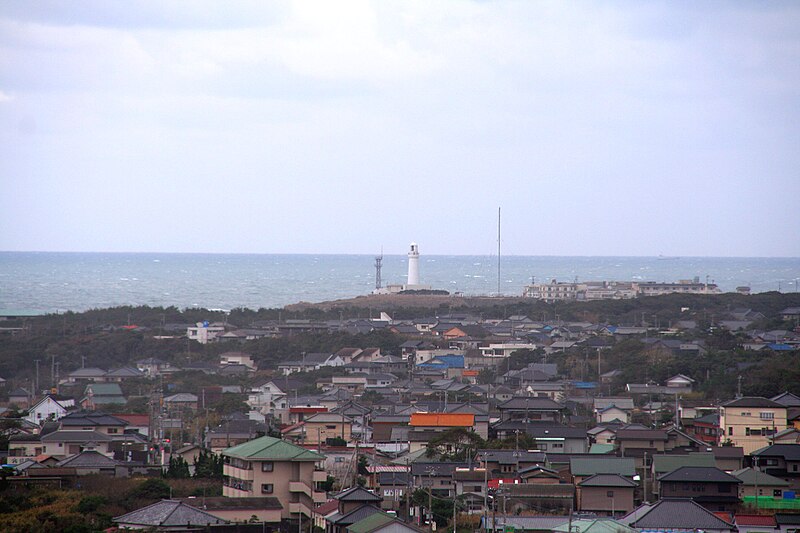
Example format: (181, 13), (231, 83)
(407, 242), (420, 286)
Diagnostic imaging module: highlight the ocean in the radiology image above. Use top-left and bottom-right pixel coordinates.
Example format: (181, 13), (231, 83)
(0, 252), (798, 313)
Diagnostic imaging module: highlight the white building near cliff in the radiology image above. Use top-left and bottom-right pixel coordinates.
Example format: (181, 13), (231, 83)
(374, 242), (432, 294)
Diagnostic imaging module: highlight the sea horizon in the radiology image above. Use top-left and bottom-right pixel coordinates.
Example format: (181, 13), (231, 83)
(1, 251), (798, 313)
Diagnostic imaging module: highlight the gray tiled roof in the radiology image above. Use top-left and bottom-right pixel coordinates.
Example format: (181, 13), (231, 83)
(56, 450), (118, 468)
(478, 449), (547, 465)
(657, 466), (742, 484)
(334, 486), (383, 502)
(60, 412), (128, 427)
(41, 430), (112, 443)
(114, 500), (227, 527)
(752, 444), (800, 461)
(722, 396), (784, 408)
(627, 499), (734, 530)
(498, 397), (564, 410)
(329, 504), (384, 526)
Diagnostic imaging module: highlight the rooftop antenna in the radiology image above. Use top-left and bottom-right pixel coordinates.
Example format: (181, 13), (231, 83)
(497, 206), (501, 296)
(375, 247), (383, 290)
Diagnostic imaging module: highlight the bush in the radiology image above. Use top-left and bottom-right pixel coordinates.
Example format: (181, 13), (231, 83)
(75, 495), (107, 514)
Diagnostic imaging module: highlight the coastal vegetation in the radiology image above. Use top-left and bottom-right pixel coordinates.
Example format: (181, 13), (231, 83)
(0, 292), (798, 401)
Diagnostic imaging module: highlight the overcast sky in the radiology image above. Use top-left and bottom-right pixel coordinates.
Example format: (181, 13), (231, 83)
(1, 1), (799, 257)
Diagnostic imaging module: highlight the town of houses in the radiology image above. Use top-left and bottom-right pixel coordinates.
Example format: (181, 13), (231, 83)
(2, 303), (800, 532)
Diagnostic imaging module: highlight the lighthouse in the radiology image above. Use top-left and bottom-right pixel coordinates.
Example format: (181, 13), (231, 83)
(407, 242), (420, 286)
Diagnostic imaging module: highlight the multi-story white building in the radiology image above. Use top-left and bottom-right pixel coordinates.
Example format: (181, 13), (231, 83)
(524, 278), (720, 301)
(187, 321), (226, 344)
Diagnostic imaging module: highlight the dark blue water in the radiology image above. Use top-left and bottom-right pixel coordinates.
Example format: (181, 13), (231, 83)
(0, 252), (798, 313)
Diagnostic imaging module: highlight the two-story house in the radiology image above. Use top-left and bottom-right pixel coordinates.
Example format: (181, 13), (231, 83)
(657, 466), (742, 512)
(24, 395), (71, 425)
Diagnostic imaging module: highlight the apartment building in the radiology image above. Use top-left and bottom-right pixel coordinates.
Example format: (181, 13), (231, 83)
(720, 397), (788, 454)
(222, 435), (327, 521)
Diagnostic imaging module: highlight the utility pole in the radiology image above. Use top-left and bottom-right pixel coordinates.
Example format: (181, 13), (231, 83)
(643, 451), (648, 503)
(453, 479), (458, 533)
(497, 206), (501, 296)
(482, 454), (488, 533)
(34, 359), (39, 394)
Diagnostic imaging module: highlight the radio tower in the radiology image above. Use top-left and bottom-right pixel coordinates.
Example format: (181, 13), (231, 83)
(374, 249), (383, 290)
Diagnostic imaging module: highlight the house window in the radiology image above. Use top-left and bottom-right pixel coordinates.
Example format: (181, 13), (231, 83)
(607, 491), (614, 498)
(108, 428), (119, 434)
(718, 484), (731, 493)
(774, 489), (783, 497)
(760, 412), (774, 420)
(262, 462), (274, 472)
(261, 484), (273, 494)
(326, 425), (337, 430)
(728, 427), (733, 436)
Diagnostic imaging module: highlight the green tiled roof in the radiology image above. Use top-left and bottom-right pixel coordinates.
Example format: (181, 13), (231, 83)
(589, 444), (615, 454)
(652, 453), (714, 474)
(347, 512), (395, 533)
(570, 457), (635, 477)
(86, 383), (124, 396)
(223, 435), (325, 461)
(554, 519), (636, 533)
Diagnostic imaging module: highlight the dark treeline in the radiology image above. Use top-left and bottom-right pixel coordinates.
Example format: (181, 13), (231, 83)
(0, 292), (798, 397)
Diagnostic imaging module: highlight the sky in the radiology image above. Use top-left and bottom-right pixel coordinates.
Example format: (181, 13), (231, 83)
(1, 1), (799, 257)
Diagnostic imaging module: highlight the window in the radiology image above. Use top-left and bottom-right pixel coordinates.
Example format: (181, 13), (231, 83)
(728, 427), (733, 436)
(326, 425), (337, 430)
(718, 484), (731, 493)
(760, 412), (774, 420)
(261, 484), (273, 494)
(607, 491), (614, 498)
(261, 462), (274, 472)
(774, 489), (783, 497)
(649, 440), (654, 446)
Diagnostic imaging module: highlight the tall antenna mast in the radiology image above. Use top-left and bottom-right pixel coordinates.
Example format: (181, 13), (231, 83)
(497, 206), (501, 296)
(374, 248), (383, 290)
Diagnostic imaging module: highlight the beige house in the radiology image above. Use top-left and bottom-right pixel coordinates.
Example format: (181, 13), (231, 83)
(719, 397), (787, 454)
(577, 474), (637, 516)
(222, 435), (327, 521)
(283, 413), (354, 445)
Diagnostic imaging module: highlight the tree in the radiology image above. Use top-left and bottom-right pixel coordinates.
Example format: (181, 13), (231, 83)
(127, 478), (171, 502)
(165, 456), (190, 479)
(194, 449), (224, 479)
(425, 428), (486, 461)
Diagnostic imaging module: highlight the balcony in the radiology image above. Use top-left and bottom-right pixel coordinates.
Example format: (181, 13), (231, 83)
(289, 502), (312, 518)
(313, 470), (328, 483)
(290, 481), (313, 498)
(223, 465), (254, 481)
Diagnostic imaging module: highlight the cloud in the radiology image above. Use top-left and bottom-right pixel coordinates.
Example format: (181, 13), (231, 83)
(0, 2), (799, 255)
(0, 90), (12, 102)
